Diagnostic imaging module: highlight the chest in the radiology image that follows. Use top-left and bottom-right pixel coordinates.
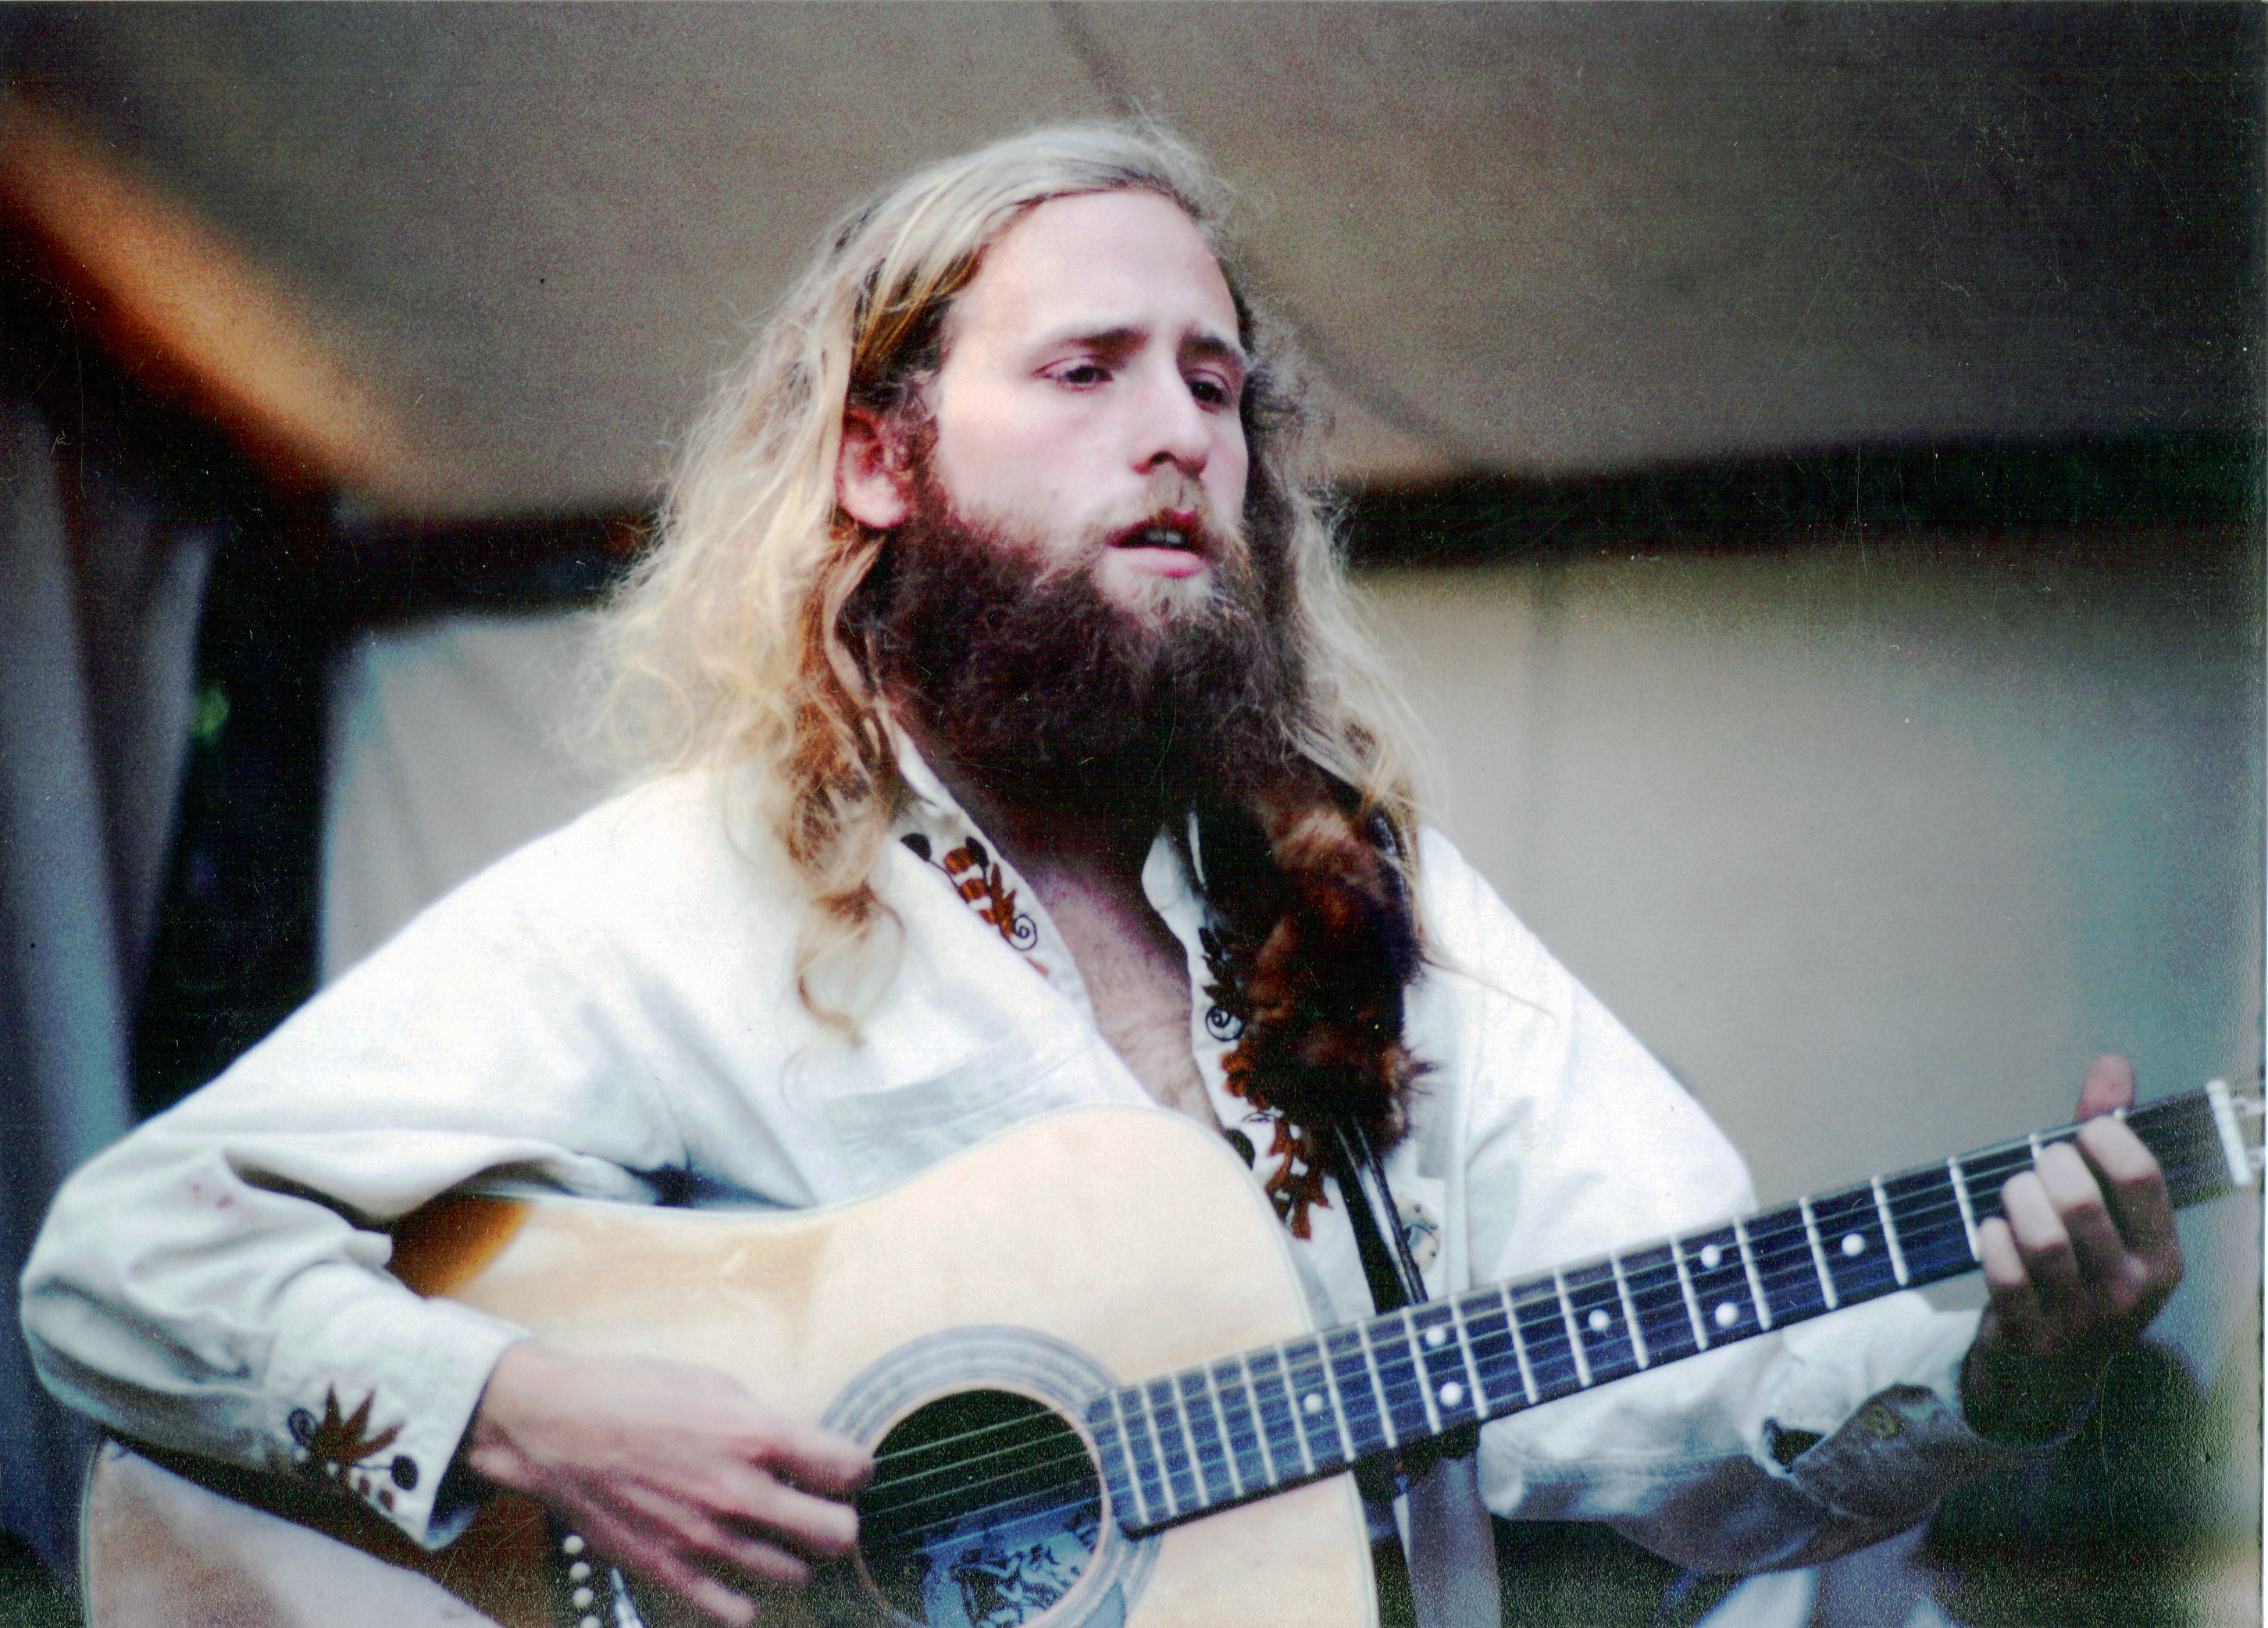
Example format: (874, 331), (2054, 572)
(1029, 871), (1220, 1128)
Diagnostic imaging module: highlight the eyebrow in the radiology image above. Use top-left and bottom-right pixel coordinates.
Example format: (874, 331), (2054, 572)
(1039, 323), (1248, 375)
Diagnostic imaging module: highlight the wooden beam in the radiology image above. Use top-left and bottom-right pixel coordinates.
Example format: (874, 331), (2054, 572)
(0, 97), (435, 508)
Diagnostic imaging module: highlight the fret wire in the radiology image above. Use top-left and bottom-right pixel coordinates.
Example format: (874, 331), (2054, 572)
(1218, 1357), (1269, 1494)
(1609, 1253), (1649, 1368)
(1172, 1374), (1218, 1510)
(1253, 1346), (1310, 1481)
(1797, 1196), (1838, 1310)
(1397, 1309), (1446, 1435)
(1210, 1359), (1256, 1493)
(1502, 1285), (1540, 1404)
(1870, 1176), (1910, 1287)
(1948, 1157), (1981, 1260)
(1445, 1297), (1488, 1416)
(1196, 1366), (1246, 1502)
(1513, 1281), (1580, 1399)
(1403, 1308), (1454, 1431)
(1112, 1088), (2246, 1528)
(1731, 1218), (1774, 1331)
(1326, 1327), (1393, 1456)
(1668, 1233), (1710, 1351)
(1129, 1388), (1171, 1521)
(1631, 1248), (1703, 1365)
(1312, 1336), (1361, 1466)
(1101, 1394), (1153, 1529)
(1396, 1315), (1451, 1433)
(1553, 1272), (1596, 1390)
(1134, 1386), (1180, 1519)
(1176, 1370), (1231, 1509)
(1150, 1378), (1201, 1515)
(1129, 1082), (2246, 1515)
(1360, 1323), (1415, 1451)
(1347, 1326), (1393, 1450)
(1286, 1339), (1346, 1471)
(1253, 1346), (1310, 1482)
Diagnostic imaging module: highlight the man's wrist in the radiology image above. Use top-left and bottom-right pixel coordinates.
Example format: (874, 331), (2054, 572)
(1957, 1336), (2103, 1445)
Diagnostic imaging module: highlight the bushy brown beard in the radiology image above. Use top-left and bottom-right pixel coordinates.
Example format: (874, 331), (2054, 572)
(858, 479), (1306, 828)
(853, 472), (1422, 1153)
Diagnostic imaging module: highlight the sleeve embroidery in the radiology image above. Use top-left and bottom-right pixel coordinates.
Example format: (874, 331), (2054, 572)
(287, 1387), (418, 1514)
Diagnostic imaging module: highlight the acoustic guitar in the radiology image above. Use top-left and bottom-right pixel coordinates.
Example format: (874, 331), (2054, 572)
(81, 1083), (2263, 1628)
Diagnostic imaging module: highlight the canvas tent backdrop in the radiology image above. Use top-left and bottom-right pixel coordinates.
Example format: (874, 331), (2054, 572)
(0, 4), (2259, 1619)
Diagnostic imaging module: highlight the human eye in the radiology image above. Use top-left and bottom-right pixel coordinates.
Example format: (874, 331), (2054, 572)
(1048, 358), (1112, 389)
(1187, 371), (1241, 411)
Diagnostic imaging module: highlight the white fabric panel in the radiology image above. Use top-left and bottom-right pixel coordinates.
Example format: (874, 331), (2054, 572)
(321, 614), (613, 982)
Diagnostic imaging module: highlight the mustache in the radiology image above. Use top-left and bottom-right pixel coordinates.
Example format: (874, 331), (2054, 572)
(1043, 486), (1247, 575)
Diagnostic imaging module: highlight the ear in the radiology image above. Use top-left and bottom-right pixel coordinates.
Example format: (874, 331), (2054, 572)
(837, 405), (911, 529)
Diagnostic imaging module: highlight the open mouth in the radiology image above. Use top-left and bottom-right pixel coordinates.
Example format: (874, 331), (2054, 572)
(1110, 512), (1207, 557)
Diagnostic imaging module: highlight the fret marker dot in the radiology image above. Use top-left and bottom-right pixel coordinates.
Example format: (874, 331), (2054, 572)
(1424, 1327), (1447, 1348)
(1439, 1381), (1464, 1407)
(1842, 1233), (1866, 1258)
(1715, 1302), (1739, 1330)
(1303, 1392), (1325, 1415)
(1587, 1309), (1612, 1334)
(1699, 1244), (1722, 1270)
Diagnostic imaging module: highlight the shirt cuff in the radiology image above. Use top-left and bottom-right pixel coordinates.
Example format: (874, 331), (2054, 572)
(266, 1285), (527, 1548)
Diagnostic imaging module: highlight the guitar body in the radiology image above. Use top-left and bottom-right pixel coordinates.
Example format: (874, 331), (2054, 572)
(82, 1107), (1376, 1628)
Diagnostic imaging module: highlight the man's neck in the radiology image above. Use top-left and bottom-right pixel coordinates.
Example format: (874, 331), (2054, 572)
(892, 697), (1221, 1128)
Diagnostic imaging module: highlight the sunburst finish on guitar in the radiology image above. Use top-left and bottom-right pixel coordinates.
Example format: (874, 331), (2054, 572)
(83, 1109), (1377, 1628)
(81, 1086), (2263, 1628)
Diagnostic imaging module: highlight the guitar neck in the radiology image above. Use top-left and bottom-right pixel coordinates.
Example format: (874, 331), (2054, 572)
(1089, 1079), (2264, 1536)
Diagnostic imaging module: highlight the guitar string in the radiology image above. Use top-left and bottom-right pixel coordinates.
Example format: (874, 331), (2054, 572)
(868, 1131), (2245, 1549)
(865, 1105), (2236, 1509)
(864, 1120), (2238, 1492)
(867, 1111), (2259, 1549)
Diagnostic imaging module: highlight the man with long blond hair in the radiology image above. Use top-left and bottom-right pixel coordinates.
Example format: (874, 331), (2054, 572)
(25, 125), (2179, 1627)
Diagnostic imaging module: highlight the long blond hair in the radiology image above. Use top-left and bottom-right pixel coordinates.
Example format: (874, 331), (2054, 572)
(594, 123), (1421, 1028)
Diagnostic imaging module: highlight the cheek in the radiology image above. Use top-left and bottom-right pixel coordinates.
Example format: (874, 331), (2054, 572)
(1217, 430), (1252, 515)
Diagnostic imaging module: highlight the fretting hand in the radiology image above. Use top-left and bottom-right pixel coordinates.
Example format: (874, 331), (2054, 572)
(465, 1343), (872, 1626)
(1960, 1054), (2184, 1441)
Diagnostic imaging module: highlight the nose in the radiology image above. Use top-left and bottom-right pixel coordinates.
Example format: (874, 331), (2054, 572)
(1133, 364), (1211, 478)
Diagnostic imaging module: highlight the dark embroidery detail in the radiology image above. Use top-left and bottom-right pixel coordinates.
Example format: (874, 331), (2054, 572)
(390, 1454), (419, 1491)
(298, 1388), (406, 1510)
(914, 835), (1040, 953)
(1201, 927), (1332, 1238)
(287, 1407), (318, 1447)
(901, 832), (932, 861)
(1202, 1003), (1245, 1042)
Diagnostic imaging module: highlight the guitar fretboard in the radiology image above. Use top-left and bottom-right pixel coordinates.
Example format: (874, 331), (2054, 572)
(1085, 1081), (2259, 1536)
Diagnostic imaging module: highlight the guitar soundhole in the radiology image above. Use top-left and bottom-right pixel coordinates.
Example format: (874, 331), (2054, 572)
(857, 1388), (1103, 1628)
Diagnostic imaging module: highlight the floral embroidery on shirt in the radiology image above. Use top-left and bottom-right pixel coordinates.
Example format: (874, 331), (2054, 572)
(289, 1387), (411, 1513)
(903, 833), (1040, 953)
(1200, 927), (1332, 1238)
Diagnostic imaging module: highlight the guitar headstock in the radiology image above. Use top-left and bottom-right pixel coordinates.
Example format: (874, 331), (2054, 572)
(2208, 1075), (2266, 1188)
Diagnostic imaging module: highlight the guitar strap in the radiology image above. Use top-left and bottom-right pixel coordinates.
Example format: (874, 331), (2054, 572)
(1328, 1118), (1428, 1316)
(1326, 1118), (1480, 1497)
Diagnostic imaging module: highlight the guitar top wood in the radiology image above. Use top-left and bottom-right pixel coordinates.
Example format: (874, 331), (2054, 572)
(82, 1106), (1378, 1628)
